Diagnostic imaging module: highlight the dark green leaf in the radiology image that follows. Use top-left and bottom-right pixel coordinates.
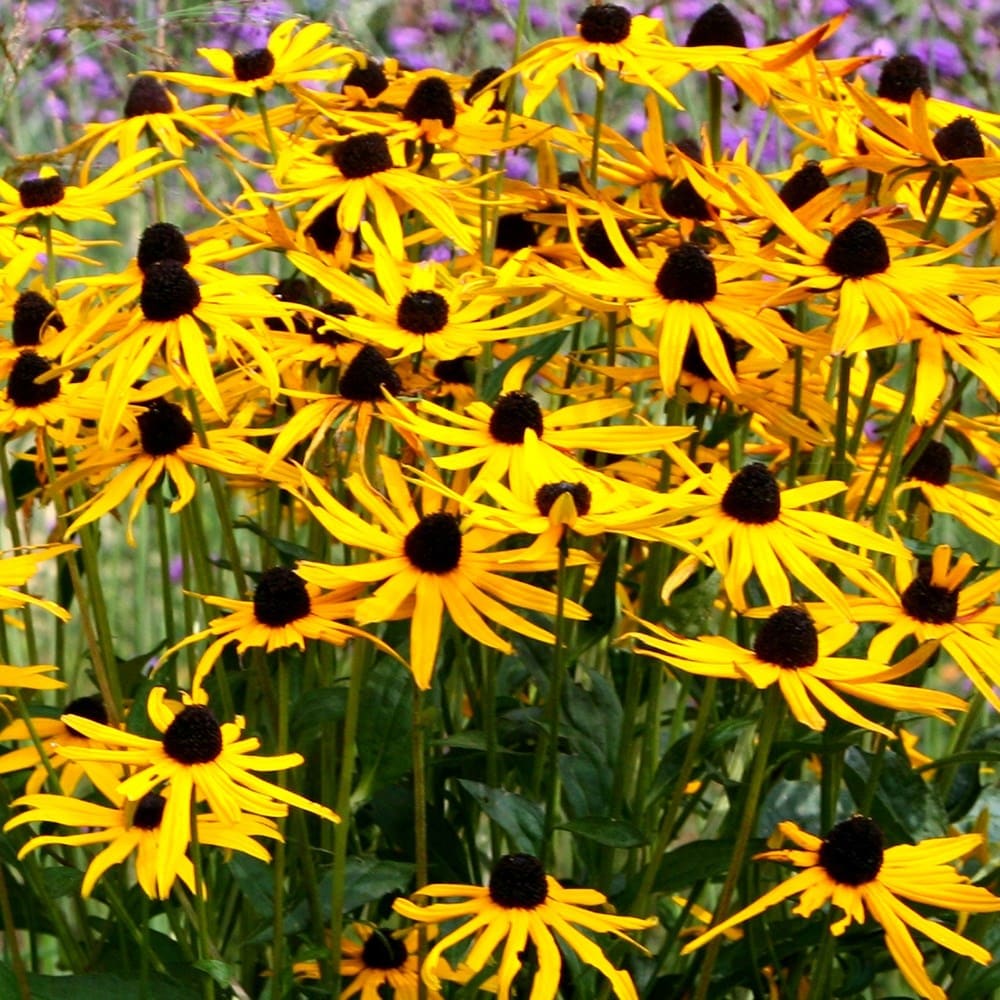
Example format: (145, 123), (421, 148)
(234, 516), (314, 562)
(653, 838), (765, 894)
(557, 817), (646, 847)
(356, 660), (414, 795)
(25, 972), (192, 1000)
(40, 865), (83, 899)
(844, 747), (948, 842)
(456, 780), (543, 854)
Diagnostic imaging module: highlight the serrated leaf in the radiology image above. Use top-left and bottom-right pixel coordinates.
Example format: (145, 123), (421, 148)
(557, 817), (646, 847)
(456, 780), (543, 854)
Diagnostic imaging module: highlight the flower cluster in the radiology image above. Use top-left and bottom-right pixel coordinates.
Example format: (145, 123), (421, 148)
(0, 4), (997, 999)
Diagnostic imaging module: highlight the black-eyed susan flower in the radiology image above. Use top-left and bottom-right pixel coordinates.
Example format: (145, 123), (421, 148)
(549, 204), (789, 395)
(380, 360), (688, 501)
(0, 663), (64, 692)
(822, 544), (1000, 710)
(286, 224), (572, 361)
(394, 853), (656, 1000)
(294, 923), (444, 999)
(272, 131), (477, 259)
(55, 394), (270, 545)
(295, 458), (591, 690)
(681, 817), (1000, 1000)
(654, 461), (897, 614)
(0, 150), (178, 229)
(63, 246), (286, 433)
(162, 567), (393, 696)
(508, 4), (684, 116)
(0, 695), (118, 795)
(0, 349), (103, 438)
(150, 19), (348, 98)
(627, 606), (965, 736)
(731, 164), (1000, 355)
(64, 77), (241, 185)
(57, 687), (337, 895)
(5, 766), (280, 899)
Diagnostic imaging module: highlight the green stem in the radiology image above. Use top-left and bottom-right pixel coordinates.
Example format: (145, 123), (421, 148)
(920, 166), (958, 242)
(188, 791), (215, 1000)
(327, 639), (370, 995)
(691, 687), (783, 1000)
(0, 865), (30, 998)
(255, 89), (279, 163)
(271, 658), (290, 994)
(632, 677), (717, 919)
(413, 684), (430, 1000)
(588, 61), (607, 188)
(537, 535), (569, 868)
(707, 72), (723, 161)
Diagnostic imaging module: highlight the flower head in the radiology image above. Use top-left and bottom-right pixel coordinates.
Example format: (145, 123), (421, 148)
(394, 853), (655, 1000)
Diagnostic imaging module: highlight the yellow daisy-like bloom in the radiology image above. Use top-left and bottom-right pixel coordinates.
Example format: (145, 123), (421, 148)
(55, 394), (270, 545)
(163, 567), (391, 697)
(150, 19), (348, 98)
(822, 544), (1000, 711)
(272, 131), (476, 259)
(294, 923), (444, 1000)
(627, 606), (965, 737)
(296, 458), (591, 690)
(731, 164), (1000, 355)
(654, 461), (896, 615)
(64, 77), (240, 185)
(0, 348), (103, 438)
(394, 852), (655, 1000)
(5, 766), (279, 899)
(549, 203), (789, 395)
(62, 247), (286, 435)
(509, 4), (684, 116)
(681, 817), (1000, 1000)
(0, 150), (178, 229)
(286, 224), (571, 361)
(380, 361), (689, 501)
(0, 695), (118, 795)
(57, 686), (337, 895)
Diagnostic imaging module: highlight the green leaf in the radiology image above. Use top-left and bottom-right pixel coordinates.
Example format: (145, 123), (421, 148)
(193, 960), (237, 987)
(234, 516), (314, 562)
(576, 538), (620, 652)
(456, 780), (544, 854)
(25, 972), (192, 1000)
(482, 330), (568, 402)
(557, 817), (647, 848)
(652, 838), (765, 894)
(844, 747), (948, 842)
(291, 686), (347, 749)
(40, 865), (83, 899)
(356, 660), (414, 796)
(341, 857), (415, 913)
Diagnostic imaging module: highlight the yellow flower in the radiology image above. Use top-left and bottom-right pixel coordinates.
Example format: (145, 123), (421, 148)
(57, 687), (337, 895)
(0, 695), (119, 795)
(0, 150), (178, 228)
(394, 853), (655, 1000)
(162, 567), (392, 697)
(150, 19), (348, 98)
(653, 461), (897, 615)
(286, 223), (572, 361)
(6, 765), (278, 899)
(380, 361), (688, 501)
(509, 4), (683, 116)
(818, 544), (1000, 711)
(627, 606), (965, 736)
(682, 817), (1000, 1000)
(294, 923), (445, 1000)
(0, 543), (75, 621)
(295, 458), (591, 689)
